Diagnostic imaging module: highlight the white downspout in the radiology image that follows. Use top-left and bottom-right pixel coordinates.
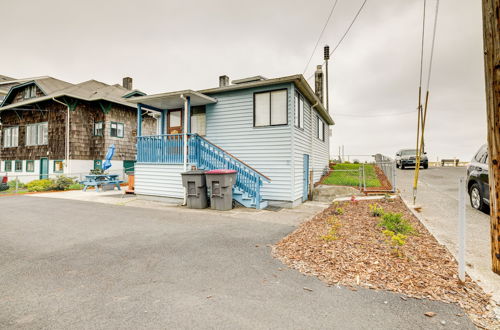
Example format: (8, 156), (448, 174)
(180, 94), (188, 205)
(52, 97), (71, 175)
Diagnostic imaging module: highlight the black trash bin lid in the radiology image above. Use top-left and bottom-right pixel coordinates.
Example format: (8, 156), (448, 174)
(181, 170), (206, 175)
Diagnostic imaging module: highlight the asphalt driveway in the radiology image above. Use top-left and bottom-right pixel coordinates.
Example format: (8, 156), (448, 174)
(0, 195), (473, 329)
(397, 166), (499, 305)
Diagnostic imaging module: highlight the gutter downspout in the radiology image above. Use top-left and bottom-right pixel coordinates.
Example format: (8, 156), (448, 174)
(180, 94), (188, 205)
(52, 97), (70, 175)
(309, 100), (319, 200)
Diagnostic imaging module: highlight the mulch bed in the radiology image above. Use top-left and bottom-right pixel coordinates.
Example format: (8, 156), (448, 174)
(273, 197), (498, 328)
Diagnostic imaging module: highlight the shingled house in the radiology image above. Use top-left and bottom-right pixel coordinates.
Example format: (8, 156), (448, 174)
(0, 76), (155, 182)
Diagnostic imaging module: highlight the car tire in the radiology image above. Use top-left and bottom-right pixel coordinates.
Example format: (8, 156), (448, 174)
(469, 183), (487, 212)
(396, 163), (400, 169)
(401, 163), (405, 169)
(423, 163), (428, 169)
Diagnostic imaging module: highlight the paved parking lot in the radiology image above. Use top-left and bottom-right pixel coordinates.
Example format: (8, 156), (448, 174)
(0, 195), (473, 329)
(397, 166), (499, 305)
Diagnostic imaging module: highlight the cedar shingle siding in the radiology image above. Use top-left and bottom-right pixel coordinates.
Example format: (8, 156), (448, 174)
(0, 100), (155, 161)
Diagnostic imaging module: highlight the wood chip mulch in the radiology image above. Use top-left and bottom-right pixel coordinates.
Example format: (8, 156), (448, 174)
(273, 197), (499, 329)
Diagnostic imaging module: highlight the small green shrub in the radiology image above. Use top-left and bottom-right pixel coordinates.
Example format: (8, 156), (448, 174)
(382, 229), (407, 257)
(68, 183), (84, 190)
(26, 179), (54, 192)
(8, 179), (26, 189)
(369, 203), (384, 217)
(90, 168), (104, 175)
(378, 212), (414, 235)
(334, 207), (344, 215)
(51, 175), (76, 191)
(321, 216), (342, 241)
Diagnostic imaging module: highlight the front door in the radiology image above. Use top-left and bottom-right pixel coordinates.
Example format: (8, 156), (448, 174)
(94, 159), (102, 171)
(40, 158), (49, 179)
(167, 109), (183, 135)
(303, 154), (310, 201)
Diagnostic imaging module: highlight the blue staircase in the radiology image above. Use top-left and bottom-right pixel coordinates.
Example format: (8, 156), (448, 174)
(188, 135), (270, 209)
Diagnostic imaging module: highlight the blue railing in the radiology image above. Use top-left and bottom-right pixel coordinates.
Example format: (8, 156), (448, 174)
(136, 133), (271, 208)
(137, 134), (188, 163)
(188, 135), (271, 202)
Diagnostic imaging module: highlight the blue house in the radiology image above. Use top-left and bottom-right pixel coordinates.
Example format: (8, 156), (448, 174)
(129, 73), (334, 209)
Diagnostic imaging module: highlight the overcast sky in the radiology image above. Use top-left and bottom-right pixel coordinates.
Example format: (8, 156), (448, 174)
(1, 0), (486, 161)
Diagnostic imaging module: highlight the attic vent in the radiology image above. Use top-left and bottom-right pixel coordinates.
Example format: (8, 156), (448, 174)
(231, 76), (267, 85)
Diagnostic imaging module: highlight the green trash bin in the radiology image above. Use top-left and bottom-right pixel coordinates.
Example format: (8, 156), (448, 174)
(181, 170), (208, 209)
(205, 169), (237, 211)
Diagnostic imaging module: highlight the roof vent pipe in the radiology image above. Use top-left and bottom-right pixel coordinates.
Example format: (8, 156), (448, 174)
(219, 75), (230, 87)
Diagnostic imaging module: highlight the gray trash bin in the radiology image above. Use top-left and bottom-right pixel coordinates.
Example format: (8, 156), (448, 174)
(205, 169), (237, 211)
(181, 170), (208, 209)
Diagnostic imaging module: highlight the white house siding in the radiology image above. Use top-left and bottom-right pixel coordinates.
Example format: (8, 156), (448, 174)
(135, 163), (185, 198)
(205, 83), (294, 202)
(291, 85), (330, 203)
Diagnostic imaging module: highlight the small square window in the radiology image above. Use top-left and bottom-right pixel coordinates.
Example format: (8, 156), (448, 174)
(14, 160), (22, 172)
(94, 122), (103, 136)
(4, 160), (12, 172)
(317, 116), (325, 142)
(54, 160), (64, 173)
(110, 122), (124, 138)
(26, 160), (35, 172)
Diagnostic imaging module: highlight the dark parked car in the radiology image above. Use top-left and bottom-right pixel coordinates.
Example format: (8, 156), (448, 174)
(467, 144), (489, 212)
(395, 149), (428, 169)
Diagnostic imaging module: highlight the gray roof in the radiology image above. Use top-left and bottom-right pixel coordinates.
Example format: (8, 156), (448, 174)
(0, 75), (15, 82)
(0, 76), (141, 111)
(199, 74), (334, 125)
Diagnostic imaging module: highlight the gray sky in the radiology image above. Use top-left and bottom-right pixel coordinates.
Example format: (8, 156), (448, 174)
(1, 0), (486, 161)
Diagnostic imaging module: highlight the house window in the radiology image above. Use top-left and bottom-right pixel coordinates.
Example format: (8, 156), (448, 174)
(15, 160), (22, 172)
(294, 91), (304, 129)
(94, 121), (104, 136)
(190, 107), (206, 136)
(2, 126), (19, 148)
(26, 122), (48, 146)
(254, 89), (288, 127)
(26, 160), (35, 172)
(23, 85), (37, 99)
(317, 116), (325, 142)
(4, 160), (12, 172)
(110, 122), (124, 138)
(53, 160), (64, 173)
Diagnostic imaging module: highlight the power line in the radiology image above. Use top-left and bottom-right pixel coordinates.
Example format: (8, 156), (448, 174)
(302, 0), (339, 75)
(425, 0), (440, 90)
(329, 0), (368, 56)
(334, 110), (415, 118)
(304, 0), (368, 82)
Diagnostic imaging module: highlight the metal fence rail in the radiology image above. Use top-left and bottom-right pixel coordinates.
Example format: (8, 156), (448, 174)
(373, 154), (396, 192)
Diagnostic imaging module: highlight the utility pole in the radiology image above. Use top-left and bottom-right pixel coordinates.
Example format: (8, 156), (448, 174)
(482, 0), (500, 274)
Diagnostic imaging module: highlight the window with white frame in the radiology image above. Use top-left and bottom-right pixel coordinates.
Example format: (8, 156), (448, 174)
(3, 126), (19, 148)
(254, 89), (287, 127)
(317, 116), (325, 142)
(110, 122), (124, 138)
(294, 91), (304, 129)
(26, 122), (48, 146)
(94, 121), (103, 136)
(23, 85), (37, 99)
(190, 107), (206, 136)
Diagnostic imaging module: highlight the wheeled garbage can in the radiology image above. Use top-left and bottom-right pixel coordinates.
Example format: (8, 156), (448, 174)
(205, 169), (237, 211)
(181, 170), (208, 209)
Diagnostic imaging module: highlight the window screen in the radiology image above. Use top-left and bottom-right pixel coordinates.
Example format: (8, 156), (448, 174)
(254, 92), (270, 126)
(270, 90), (287, 125)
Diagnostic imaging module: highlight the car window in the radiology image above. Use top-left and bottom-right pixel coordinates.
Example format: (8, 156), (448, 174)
(481, 153), (488, 164)
(474, 147), (487, 162)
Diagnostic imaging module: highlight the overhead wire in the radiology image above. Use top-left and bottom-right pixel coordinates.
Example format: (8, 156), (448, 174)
(302, 0), (339, 75)
(304, 0), (368, 82)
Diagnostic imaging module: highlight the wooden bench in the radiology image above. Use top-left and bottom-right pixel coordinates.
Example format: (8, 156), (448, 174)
(441, 159), (459, 167)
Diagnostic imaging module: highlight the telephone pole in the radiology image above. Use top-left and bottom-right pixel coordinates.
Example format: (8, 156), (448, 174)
(482, 0), (500, 274)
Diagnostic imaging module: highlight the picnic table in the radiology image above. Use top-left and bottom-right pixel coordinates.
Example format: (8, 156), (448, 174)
(81, 174), (123, 192)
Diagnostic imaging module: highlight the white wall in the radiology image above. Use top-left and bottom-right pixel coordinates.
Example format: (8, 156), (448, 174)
(135, 163), (185, 198)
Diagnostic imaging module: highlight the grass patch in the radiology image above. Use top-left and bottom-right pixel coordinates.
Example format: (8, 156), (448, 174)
(322, 163), (381, 187)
